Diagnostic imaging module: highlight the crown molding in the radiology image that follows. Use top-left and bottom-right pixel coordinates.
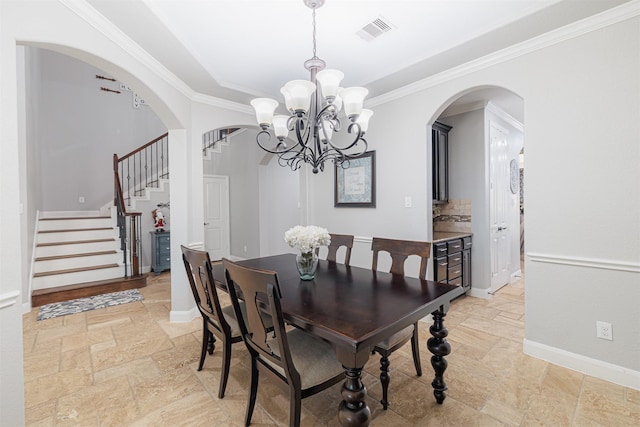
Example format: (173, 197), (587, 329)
(191, 93), (253, 114)
(59, 0), (249, 114)
(368, 0), (640, 108)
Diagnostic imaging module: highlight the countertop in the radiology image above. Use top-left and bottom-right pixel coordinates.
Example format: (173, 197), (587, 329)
(432, 231), (473, 243)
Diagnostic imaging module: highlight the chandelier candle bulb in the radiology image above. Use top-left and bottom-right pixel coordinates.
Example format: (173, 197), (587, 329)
(356, 109), (374, 133)
(282, 80), (316, 114)
(339, 87), (369, 120)
(316, 69), (344, 100)
(273, 115), (291, 140)
(250, 98), (278, 128)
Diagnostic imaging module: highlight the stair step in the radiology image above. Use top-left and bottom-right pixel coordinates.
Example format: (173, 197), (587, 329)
(37, 238), (116, 247)
(39, 216), (114, 231)
(35, 250), (117, 262)
(40, 216), (110, 221)
(39, 227), (113, 234)
(33, 263), (119, 278)
(37, 228), (117, 244)
(31, 275), (148, 307)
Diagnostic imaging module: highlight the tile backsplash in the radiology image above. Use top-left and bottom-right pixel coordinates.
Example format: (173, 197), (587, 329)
(433, 199), (472, 232)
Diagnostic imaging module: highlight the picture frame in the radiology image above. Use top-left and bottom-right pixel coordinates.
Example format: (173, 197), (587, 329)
(334, 150), (376, 208)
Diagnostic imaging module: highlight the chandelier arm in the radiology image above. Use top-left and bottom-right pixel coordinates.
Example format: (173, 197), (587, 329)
(255, 130), (285, 155)
(256, 129), (305, 156)
(322, 123), (367, 154)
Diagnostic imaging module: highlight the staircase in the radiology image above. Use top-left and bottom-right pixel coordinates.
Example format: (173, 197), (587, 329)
(31, 212), (147, 307)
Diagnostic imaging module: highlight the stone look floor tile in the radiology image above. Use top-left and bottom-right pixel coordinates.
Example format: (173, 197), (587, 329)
(23, 272), (639, 426)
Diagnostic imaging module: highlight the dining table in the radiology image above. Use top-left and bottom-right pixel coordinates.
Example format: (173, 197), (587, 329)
(212, 253), (466, 426)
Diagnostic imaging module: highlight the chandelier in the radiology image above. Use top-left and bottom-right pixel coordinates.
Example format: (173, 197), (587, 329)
(250, 0), (372, 174)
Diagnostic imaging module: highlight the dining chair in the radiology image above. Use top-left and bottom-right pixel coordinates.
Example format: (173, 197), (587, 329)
(370, 237), (431, 410)
(181, 245), (244, 399)
(222, 258), (345, 427)
(316, 233), (354, 265)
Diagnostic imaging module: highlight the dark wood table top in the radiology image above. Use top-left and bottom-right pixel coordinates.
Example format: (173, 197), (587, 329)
(213, 253), (464, 359)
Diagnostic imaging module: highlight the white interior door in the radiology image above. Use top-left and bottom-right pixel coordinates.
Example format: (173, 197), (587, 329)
(489, 121), (511, 291)
(203, 175), (230, 260)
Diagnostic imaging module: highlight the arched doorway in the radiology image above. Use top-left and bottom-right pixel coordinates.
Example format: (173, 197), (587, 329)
(428, 86), (524, 297)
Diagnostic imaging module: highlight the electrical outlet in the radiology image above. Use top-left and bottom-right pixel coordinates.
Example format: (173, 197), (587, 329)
(404, 196), (412, 208)
(596, 321), (613, 341)
(78, 196), (85, 204)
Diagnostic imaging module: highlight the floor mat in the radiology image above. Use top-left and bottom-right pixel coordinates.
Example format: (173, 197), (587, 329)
(37, 289), (144, 320)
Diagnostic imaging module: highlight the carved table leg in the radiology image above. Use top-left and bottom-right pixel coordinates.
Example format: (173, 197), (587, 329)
(338, 367), (371, 426)
(427, 308), (451, 404)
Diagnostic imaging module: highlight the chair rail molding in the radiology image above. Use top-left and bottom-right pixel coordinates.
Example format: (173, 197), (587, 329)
(0, 291), (20, 310)
(528, 252), (640, 273)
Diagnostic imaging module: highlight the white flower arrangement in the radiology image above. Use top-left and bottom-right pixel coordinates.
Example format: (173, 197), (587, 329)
(284, 225), (331, 254)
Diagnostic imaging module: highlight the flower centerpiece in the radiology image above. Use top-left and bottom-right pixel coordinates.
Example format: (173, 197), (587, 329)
(284, 225), (331, 280)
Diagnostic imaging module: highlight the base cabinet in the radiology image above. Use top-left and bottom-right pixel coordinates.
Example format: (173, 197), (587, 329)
(150, 231), (171, 275)
(433, 235), (472, 290)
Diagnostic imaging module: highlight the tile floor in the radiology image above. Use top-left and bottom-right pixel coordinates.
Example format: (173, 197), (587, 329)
(23, 270), (640, 426)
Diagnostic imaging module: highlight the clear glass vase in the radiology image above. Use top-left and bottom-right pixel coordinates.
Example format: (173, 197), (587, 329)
(296, 252), (318, 281)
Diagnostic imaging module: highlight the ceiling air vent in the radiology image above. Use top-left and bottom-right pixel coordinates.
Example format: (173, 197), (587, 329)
(356, 16), (395, 42)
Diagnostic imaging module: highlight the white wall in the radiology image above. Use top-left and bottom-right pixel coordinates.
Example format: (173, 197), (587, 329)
(309, 12), (640, 381)
(32, 48), (167, 211)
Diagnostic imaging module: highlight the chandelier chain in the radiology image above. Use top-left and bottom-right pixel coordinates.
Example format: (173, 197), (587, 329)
(311, 7), (317, 59)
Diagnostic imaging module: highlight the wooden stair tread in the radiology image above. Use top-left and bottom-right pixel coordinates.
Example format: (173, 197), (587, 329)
(33, 263), (119, 277)
(40, 216), (110, 220)
(31, 275), (148, 307)
(35, 251), (117, 261)
(37, 238), (116, 247)
(39, 227), (114, 234)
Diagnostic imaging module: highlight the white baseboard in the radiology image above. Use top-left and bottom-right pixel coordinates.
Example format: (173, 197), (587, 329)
(523, 339), (640, 390)
(510, 269), (523, 283)
(170, 306), (199, 323)
(22, 301), (32, 314)
(467, 287), (490, 299)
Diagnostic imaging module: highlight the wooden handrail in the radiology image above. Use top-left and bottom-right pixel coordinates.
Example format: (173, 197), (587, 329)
(113, 155), (142, 278)
(118, 132), (169, 163)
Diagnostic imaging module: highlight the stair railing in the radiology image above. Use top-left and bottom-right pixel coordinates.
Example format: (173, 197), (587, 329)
(115, 133), (169, 207)
(113, 170), (141, 278)
(202, 127), (239, 154)
(113, 132), (169, 277)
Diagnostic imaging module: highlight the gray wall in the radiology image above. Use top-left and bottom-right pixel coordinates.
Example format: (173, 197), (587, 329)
(203, 129), (299, 259)
(305, 16), (640, 374)
(440, 109), (490, 288)
(31, 48), (166, 211)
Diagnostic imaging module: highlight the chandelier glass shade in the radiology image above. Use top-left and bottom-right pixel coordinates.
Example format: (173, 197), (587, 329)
(250, 0), (372, 174)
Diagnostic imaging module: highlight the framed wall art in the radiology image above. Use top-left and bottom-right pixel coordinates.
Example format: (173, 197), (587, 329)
(334, 151), (376, 208)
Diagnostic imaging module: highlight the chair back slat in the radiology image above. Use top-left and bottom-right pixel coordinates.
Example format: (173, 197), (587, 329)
(371, 237), (431, 279)
(223, 259), (297, 380)
(181, 245), (228, 333)
(317, 233), (354, 265)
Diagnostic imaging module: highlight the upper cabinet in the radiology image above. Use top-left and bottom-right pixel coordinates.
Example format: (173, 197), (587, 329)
(432, 121), (452, 204)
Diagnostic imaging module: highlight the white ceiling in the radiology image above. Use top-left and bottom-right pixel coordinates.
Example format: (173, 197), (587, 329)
(86, 0), (629, 121)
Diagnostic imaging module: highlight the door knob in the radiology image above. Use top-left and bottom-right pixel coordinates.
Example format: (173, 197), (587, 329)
(204, 222), (210, 226)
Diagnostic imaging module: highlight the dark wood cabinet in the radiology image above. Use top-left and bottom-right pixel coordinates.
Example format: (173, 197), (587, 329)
(432, 121), (452, 204)
(433, 235), (471, 291)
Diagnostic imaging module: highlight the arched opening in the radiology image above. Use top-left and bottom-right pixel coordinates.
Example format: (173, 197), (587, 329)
(17, 45), (185, 308)
(201, 126), (301, 260)
(428, 86), (524, 297)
